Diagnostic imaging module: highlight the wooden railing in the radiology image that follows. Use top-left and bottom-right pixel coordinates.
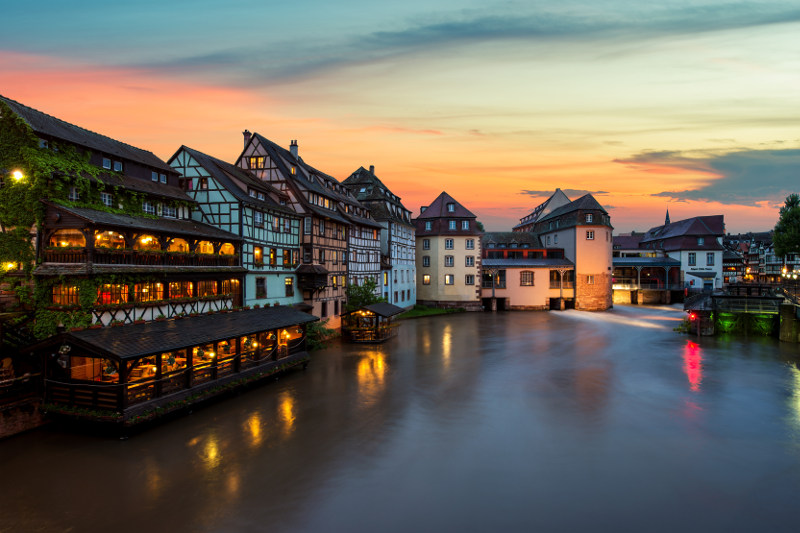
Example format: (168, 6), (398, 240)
(45, 248), (238, 267)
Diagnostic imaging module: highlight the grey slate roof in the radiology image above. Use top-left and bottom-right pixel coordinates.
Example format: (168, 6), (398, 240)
(0, 94), (174, 174)
(174, 146), (294, 215)
(345, 302), (406, 317)
(45, 202), (241, 241)
(416, 191), (477, 219)
(54, 306), (318, 359)
(536, 194), (608, 224)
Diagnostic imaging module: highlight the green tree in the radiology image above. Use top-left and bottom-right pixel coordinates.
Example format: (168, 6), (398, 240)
(774, 193), (800, 258)
(344, 277), (386, 312)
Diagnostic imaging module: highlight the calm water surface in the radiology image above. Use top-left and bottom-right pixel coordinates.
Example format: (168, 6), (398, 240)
(2, 305), (800, 532)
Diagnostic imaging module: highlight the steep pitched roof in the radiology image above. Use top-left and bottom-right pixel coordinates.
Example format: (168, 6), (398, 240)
(641, 215), (725, 243)
(416, 192), (476, 219)
(0, 95), (174, 173)
(536, 194), (608, 224)
(514, 189), (572, 229)
(342, 166), (413, 225)
(174, 146), (292, 215)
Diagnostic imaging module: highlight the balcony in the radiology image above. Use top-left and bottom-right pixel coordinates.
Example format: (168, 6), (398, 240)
(44, 248), (238, 268)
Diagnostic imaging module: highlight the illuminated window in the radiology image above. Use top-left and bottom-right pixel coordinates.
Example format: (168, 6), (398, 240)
(423, 275), (431, 285)
(254, 246), (263, 266)
(96, 284), (129, 305)
(134, 234), (160, 251)
(444, 274), (454, 285)
(49, 229), (85, 248)
(270, 248), (277, 267)
(134, 282), (164, 302)
(197, 280), (217, 297)
(167, 238), (189, 253)
(169, 281), (193, 299)
(219, 243), (235, 255)
(221, 279), (240, 296)
(52, 284), (80, 306)
(197, 241), (215, 254)
(285, 277), (294, 297)
(383, 272), (388, 286)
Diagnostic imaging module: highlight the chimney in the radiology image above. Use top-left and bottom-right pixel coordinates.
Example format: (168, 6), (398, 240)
(243, 130), (251, 147)
(369, 165), (375, 175)
(290, 139), (298, 158)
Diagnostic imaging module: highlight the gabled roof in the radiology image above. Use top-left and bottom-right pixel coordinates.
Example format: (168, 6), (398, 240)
(514, 189), (572, 229)
(641, 215), (725, 243)
(0, 95), (174, 174)
(536, 194), (608, 225)
(342, 167), (413, 225)
(343, 302), (405, 317)
(174, 146), (292, 215)
(416, 192), (476, 219)
(44, 201), (240, 241)
(613, 233), (645, 250)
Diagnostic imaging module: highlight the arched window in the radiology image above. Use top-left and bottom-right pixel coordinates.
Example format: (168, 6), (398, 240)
(133, 234), (160, 251)
(219, 243), (235, 255)
(49, 229), (85, 248)
(167, 238), (189, 253)
(94, 230), (125, 249)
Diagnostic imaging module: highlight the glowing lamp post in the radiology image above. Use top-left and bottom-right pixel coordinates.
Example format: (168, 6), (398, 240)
(12, 170), (24, 181)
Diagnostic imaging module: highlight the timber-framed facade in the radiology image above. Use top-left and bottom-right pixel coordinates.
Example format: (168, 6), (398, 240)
(169, 146), (302, 307)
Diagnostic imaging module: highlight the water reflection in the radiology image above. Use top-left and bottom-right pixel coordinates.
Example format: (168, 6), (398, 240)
(683, 340), (703, 392)
(442, 324), (452, 370)
(279, 390), (296, 438)
(144, 458), (162, 500)
(202, 434), (222, 470)
(246, 412), (264, 448)
(357, 351), (387, 406)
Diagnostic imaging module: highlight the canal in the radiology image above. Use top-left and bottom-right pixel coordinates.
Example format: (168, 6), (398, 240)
(2, 304), (800, 532)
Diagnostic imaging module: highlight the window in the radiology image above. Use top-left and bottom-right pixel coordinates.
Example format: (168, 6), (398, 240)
(255, 277), (266, 299)
(52, 284), (80, 306)
(100, 192), (113, 207)
(547, 236), (551, 245)
(151, 171), (158, 182)
(465, 256), (474, 267)
(248, 156), (265, 169)
(159, 173), (167, 184)
(586, 213), (593, 223)
(465, 239), (475, 250)
(283, 248), (291, 266)
(445, 238), (454, 249)
(447, 203), (455, 212)
(319, 219), (325, 236)
(586, 275), (594, 284)
(383, 272), (389, 286)
(423, 239), (430, 250)
(254, 211), (263, 227)
(449, 220), (456, 230)
(169, 281), (193, 299)
(422, 256), (430, 267)
(101, 157), (112, 169)
(465, 274), (474, 285)
(688, 252), (696, 266)
(554, 234), (558, 244)
(197, 280), (217, 297)
(254, 246), (263, 266)
(423, 275), (431, 285)
(698, 237), (705, 245)
(425, 221), (432, 231)
(142, 201), (156, 215)
(285, 277), (294, 297)
(462, 220), (469, 230)
(304, 217), (311, 234)
(319, 248), (325, 263)
(162, 205), (177, 218)
(444, 274), (454, 285)
(445, 255), (454, 267)
(134, 282), (163, 303)
(321, 301), (328, 318)
(707, 253), (715, 266)
(68, 187), (80, 201)
(270, 248), (277, 267)
(198, 177), (208, 190)
(520, 271), (535, 286)
(113, 161), (123, 172)
(586, 231), (594, 240)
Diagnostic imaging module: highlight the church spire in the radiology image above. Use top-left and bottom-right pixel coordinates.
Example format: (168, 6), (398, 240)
(665, 207), (671, 225)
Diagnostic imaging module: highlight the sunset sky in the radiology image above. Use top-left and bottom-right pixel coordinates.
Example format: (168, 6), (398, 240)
(2, 0), (799, 233)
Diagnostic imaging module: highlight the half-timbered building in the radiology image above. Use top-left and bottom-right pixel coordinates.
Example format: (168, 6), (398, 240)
(169, 146), (302, 307)
(1, 96), (245, 329)
(343, 165), (416, 309)
(236, 132), (381, 327)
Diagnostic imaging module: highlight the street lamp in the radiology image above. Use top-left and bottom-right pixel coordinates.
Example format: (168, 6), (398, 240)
(11, 170), (24, 182)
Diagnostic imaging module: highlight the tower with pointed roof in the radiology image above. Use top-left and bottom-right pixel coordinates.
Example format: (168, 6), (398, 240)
(413, 192), (481, 310)
(665, 208), (671, 225)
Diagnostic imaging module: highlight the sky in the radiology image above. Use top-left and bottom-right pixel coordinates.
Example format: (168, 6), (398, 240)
(2, 0), (799, 233)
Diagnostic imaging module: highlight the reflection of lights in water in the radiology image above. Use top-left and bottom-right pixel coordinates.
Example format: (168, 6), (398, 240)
(246, 413), (263, 448)
(279, 391), (296, 437)
(683, 341), (702, 392)
(202, 435), (222, 470)
(442, 325), (452, 369)
(145, 459), (162, 498)
(562, 311), (673, 330)
(789, 366), (800, 426)
(357, 352), (387, 406)
(227, 471), (240, 496)
(422, 330), (431, 354)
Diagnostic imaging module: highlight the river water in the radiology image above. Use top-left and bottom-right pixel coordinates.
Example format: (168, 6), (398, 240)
(2, 304), (800, 533)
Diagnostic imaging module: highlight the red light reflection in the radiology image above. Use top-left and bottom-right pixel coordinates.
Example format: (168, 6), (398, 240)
(683, 341), (702, 392)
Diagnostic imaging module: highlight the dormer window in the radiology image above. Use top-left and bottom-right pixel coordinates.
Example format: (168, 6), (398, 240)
(698, 237), (705, 245)
(113, 161), (123, 172)
(586, 213), (593, 223)
(151, 171), (158, 182)
(102, 158), (112, 170)
(447, 202), (455, 212)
